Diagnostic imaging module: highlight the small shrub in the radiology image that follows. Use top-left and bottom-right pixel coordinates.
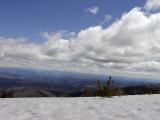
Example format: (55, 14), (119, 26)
(96, 76), (123, 97)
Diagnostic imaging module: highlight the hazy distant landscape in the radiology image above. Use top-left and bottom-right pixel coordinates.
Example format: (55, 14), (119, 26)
(0, 67), (160, 97)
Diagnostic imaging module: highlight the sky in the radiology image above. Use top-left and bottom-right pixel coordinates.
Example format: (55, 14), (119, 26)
(0, 0), (160, 78)
(0, 0), (145, 41)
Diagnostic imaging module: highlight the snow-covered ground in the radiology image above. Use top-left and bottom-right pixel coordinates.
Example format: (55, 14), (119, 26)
(0, 95), (160, 120)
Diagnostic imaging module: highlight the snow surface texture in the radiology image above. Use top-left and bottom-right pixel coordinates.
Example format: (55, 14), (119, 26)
(0, 95), (160, 120)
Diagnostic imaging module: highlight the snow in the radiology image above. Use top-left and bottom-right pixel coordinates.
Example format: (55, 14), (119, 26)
(0, 95), (160, 120)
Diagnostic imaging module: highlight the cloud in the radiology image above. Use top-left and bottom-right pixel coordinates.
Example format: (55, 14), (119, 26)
(144, 0), (160, 11)
(100, 14), (112, 25)
(1, 6), (160, 76)
(104, 14), (112, 21)
(85, 6), (99, 15)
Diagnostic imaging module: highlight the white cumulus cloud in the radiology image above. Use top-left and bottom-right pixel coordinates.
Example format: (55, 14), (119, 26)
(144, 0), (160, 11)
(1, 7), (160, 76)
